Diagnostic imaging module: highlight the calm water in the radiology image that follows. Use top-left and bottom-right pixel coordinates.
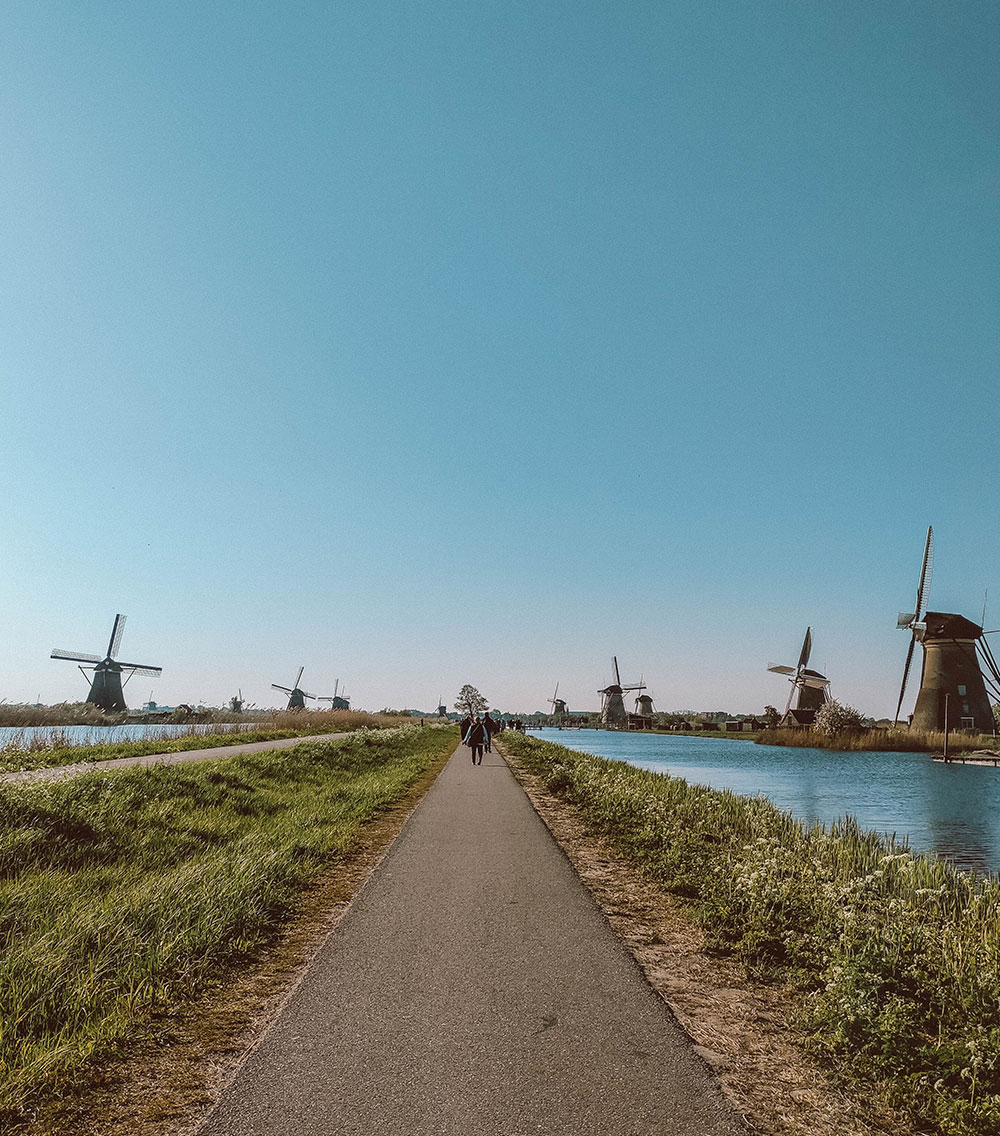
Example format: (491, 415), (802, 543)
(0, 723), (251, 750)
(530, 728), (1000, 875)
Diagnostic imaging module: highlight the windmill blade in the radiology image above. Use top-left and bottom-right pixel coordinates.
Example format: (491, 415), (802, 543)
(797, 627), (812, 671)
(552, 681), (559, 702)
(108, 614), (127, 659)
(51, 649), (102, 663)
(272, 684), (293, 693)
(783, 677), (796, 717)
(119, 664), (162, 677)
(915, 526), (934, 619)
(294, 666), (305, 689)
(613, 656), (621, 686)
(767, 664), (796, 675)
(893, 634), (918, 725)
(301, 690), (316, 700)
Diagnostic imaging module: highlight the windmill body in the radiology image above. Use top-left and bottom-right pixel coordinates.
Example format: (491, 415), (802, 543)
(767, 627), (830, 726)
(272, 666), (316, 711)
(895, 527), (997, 732)
(50, 614), (162, 712)
(909, 613), (993, 732)
(599, 657), (645, 728)
(547, 683), (568, 723)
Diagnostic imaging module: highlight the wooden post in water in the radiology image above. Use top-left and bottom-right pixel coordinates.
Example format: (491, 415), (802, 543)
(943, 693), (950, 763)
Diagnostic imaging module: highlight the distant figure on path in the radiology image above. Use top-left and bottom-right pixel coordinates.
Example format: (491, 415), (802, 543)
(482, 711), (497, 752)
(466, 716), (487, 765)
(458, 714), (473, 743)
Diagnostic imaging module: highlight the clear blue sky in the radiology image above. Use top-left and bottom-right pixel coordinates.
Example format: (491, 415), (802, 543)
(1, 1), (997, 716)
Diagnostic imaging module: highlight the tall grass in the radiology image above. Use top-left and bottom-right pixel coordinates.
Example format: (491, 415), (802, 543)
(0, 725), (457, 1125)
(503, 732), (1000, 1136)
(758, 726), (998, 753)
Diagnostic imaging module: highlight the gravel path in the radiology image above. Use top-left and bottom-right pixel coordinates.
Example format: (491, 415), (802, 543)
(197, 740), (749, 1135)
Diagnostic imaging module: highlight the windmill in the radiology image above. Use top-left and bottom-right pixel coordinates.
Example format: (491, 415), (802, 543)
(894, 526), (997, 731)
(272, 667), (316, 710)
(767, 627), (830, 723)
(229, 689), (255, 714)
(598, 657), (645, 728)
(547, 683), (568, 722)
(51, 614), (162, 712)
(437, 695), (447, 717)
(318, 679), (350, 711)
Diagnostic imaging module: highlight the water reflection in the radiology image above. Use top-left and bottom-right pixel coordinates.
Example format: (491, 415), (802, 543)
(530, 729), (1000, 875)
(0, 723), (248, 750)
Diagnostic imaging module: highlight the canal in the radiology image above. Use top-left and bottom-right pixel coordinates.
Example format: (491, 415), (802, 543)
(529, 728), (1000, 875)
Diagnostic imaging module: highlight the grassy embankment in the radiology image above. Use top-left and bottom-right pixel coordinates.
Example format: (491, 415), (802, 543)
(503, 731), (1000, 1136)
(0, 709), (409, 774)
(0, 724), (458, 1126)
(758, 726), (998, 753)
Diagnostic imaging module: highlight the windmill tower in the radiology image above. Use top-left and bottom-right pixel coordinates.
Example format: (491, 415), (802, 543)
(547, 683), (568, 723)
(51, 614), (162, 712)
(437, 696), (447, 717)
(318, 678), (351, 711)
(767, 627), (830, 724)
(894, 527), (996, 732)
(635, 692), (655, 719)
(598, 657), (645, 728)
(272, 667), (316, 710)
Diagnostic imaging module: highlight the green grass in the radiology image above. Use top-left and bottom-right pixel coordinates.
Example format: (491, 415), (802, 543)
(503, 731), (1000, 1136)
(0, 725), (457, 1125)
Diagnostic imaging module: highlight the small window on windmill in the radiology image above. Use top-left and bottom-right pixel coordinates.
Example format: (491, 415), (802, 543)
(958, 684), (967, 696)
(961, 716), (975, 730)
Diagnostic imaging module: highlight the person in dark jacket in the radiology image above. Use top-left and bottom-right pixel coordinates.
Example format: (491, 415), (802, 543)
(466, 716), (488, 764)
(458, 714), (473, 743)
(482, 711), (498, 752)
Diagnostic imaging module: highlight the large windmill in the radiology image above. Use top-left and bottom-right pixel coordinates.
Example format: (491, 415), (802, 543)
(547, 683), (568, 722)
(894, 526), (998, 731)
(272, 667), (316, 710)
(50, 614), (162, 712)
(318, 679), (350, 711)
(767, 627), (830, 724)
(598, 657), (645, 728)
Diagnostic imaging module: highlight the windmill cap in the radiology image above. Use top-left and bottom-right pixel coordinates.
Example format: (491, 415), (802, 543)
(922, 612), (983, 639)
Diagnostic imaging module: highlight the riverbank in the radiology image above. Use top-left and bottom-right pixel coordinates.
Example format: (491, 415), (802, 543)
(0, 726), (457, 1132)
(757, 725), (998, 753)
(501, 732), (1000, 1136)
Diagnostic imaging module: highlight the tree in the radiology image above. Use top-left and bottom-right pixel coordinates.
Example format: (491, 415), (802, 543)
(454, 684), (489, 717)
(763, 705), (780, 728)
(814, 699), (865, 736)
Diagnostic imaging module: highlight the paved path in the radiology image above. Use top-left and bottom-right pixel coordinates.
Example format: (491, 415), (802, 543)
(0, 732), (352, 785)
(198, 742), (748, 1136)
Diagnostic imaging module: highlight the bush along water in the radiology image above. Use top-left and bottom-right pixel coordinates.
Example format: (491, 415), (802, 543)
(0, 725), (457, 1126)
(502, 732), (1000, 1136)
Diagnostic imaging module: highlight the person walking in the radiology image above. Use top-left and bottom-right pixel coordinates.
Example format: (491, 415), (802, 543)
(482, 711), (497, 753)
(458, 714), (473, 744)
(466, 716), (487, 765)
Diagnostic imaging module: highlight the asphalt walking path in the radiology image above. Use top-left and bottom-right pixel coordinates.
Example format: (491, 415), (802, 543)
(0, 731), (352, 785)
(198, 741), (749, 1136)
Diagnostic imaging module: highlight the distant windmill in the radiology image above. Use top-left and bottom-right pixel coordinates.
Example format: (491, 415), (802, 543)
(51, 614), (161, 712)
(894, 526), (998, 731)
(437, 695), (447, 717)
(272, 666), (316, 710)
(635, 690), (656, 720)
(767, 627), (830, 721)
(598, 657), (645, 728)
(318, 679), (350, 711)
(547, 682), (568, 722)
(229, 689), (255, 714)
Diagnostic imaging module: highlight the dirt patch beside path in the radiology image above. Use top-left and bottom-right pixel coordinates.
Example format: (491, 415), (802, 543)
(18, 745), (455, 1136)
(499, 741), (904, 1136)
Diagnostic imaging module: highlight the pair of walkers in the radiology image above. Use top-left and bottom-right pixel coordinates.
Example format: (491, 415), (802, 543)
(460, 711), (497, 765)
